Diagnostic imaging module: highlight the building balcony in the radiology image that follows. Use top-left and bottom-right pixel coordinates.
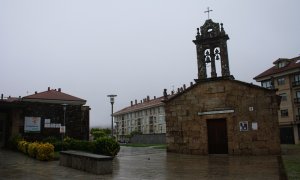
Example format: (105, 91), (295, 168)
(294, 98), (300, 104)
(292, 81), (300, 87)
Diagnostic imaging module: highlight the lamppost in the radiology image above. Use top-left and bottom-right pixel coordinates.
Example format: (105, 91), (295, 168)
(107, 95), (117, 138)
(61, 104), (67, 151)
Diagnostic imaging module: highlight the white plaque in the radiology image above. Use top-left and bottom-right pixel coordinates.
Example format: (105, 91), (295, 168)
(252, 122), (258, 130)
(44, 119), (51, 124)
(60, 126), (66, 133)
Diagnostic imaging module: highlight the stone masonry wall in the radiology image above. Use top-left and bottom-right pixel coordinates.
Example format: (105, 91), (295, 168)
(165, 79), (281, 155)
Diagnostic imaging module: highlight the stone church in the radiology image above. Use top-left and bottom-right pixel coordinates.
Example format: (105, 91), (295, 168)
(163, 18), (281, 155)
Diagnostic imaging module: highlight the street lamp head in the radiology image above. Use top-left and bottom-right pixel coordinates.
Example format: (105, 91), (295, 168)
(107, 94), (117, 104)
(62, 103), (68, 111)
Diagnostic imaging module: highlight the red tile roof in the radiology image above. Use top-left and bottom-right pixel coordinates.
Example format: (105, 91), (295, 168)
(114, 96), (169, 116)
(22, 88), (86, 105)
(254, 56), (300, 80)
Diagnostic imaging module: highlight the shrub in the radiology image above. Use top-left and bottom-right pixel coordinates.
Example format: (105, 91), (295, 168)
(36, 143), (54, 161)
(52, 141), (63, 152)
(41, 136), (62, 151)
(42, 136), (60, 144)
(94, 137), (120, 156)
(72, 140), (95, 152)
(18, 140), (29, 154)
(91, 131), (106, 139)
(8, 134), (23, 150)
(62, 137), (75, 150)
(27, 142), (39, 158)
(62, 137), (95, 152)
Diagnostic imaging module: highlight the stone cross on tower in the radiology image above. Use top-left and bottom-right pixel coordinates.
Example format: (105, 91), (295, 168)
(204, 7), (213, 19)
(193, 17), (231, 80)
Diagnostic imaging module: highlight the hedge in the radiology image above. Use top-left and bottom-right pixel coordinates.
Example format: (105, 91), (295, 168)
(94, 137), (120, 156)
(61, 137), (120, 157)
(14, 136), (120, 159)
(27, 142), (39, 158)
(36, 143), (54, 161)
(17, 140), (54, 161)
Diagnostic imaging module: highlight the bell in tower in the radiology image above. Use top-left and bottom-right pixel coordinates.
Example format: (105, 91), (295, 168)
(193, 15), (232, 81)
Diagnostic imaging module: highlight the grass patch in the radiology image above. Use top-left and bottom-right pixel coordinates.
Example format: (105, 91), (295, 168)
(152, 144), (167, 149)
(281, 144), (300, 180)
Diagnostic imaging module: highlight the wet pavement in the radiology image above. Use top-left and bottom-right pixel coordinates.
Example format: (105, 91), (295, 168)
(0, 146), (283, 179)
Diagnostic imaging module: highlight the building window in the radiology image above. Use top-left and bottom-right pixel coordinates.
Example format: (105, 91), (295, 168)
(149, 116), (154, 124)
(281, 109), (288, 117)
(277, 77), (285, 85)
(293, 74), (300, 86)
(297, 91), (300, 98)
(279, 93), (287, 101)
(278, 62), (286, 68)
(262, 80), (272, 89)
(295, 74), (300, 82)
(295, 91), (300, 103)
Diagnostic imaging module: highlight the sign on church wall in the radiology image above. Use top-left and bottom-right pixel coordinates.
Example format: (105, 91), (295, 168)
(239, 121), (248, 131)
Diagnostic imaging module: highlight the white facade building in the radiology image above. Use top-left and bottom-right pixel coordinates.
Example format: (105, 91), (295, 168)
(113, 96), (166, 141)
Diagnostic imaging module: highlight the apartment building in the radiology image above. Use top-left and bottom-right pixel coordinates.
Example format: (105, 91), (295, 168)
(113, 96), (166, 142)
(254, 56), (300, 144)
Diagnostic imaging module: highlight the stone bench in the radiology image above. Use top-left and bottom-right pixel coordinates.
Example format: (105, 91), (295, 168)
(59, 150), (113, 175)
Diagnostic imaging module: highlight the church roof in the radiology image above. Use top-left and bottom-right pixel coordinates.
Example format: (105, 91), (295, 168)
(254, 56), (300, 81)
(163, 77), (275, 103)
(22, 87), (86, 105)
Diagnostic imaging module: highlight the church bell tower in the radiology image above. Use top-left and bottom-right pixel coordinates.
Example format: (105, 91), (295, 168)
(193, 13), (231, 80)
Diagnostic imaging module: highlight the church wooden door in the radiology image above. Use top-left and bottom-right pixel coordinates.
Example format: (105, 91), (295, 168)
(207, 119), (228, 154)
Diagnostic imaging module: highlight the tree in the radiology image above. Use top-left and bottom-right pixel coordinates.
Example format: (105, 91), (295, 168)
(90, 128), (111, 140)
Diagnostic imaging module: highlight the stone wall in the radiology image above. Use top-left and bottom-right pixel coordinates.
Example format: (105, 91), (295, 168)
(165, 79), (281, 155)
(130, 134), (166, 144)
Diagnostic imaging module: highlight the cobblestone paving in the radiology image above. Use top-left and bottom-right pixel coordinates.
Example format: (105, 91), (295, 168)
(0, 147), (282, 180)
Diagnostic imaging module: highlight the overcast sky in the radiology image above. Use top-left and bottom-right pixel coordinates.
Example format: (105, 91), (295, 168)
(1, 0), (300, 128)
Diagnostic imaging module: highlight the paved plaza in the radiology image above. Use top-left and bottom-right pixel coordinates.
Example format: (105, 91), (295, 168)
(0, 146), (284, 180)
